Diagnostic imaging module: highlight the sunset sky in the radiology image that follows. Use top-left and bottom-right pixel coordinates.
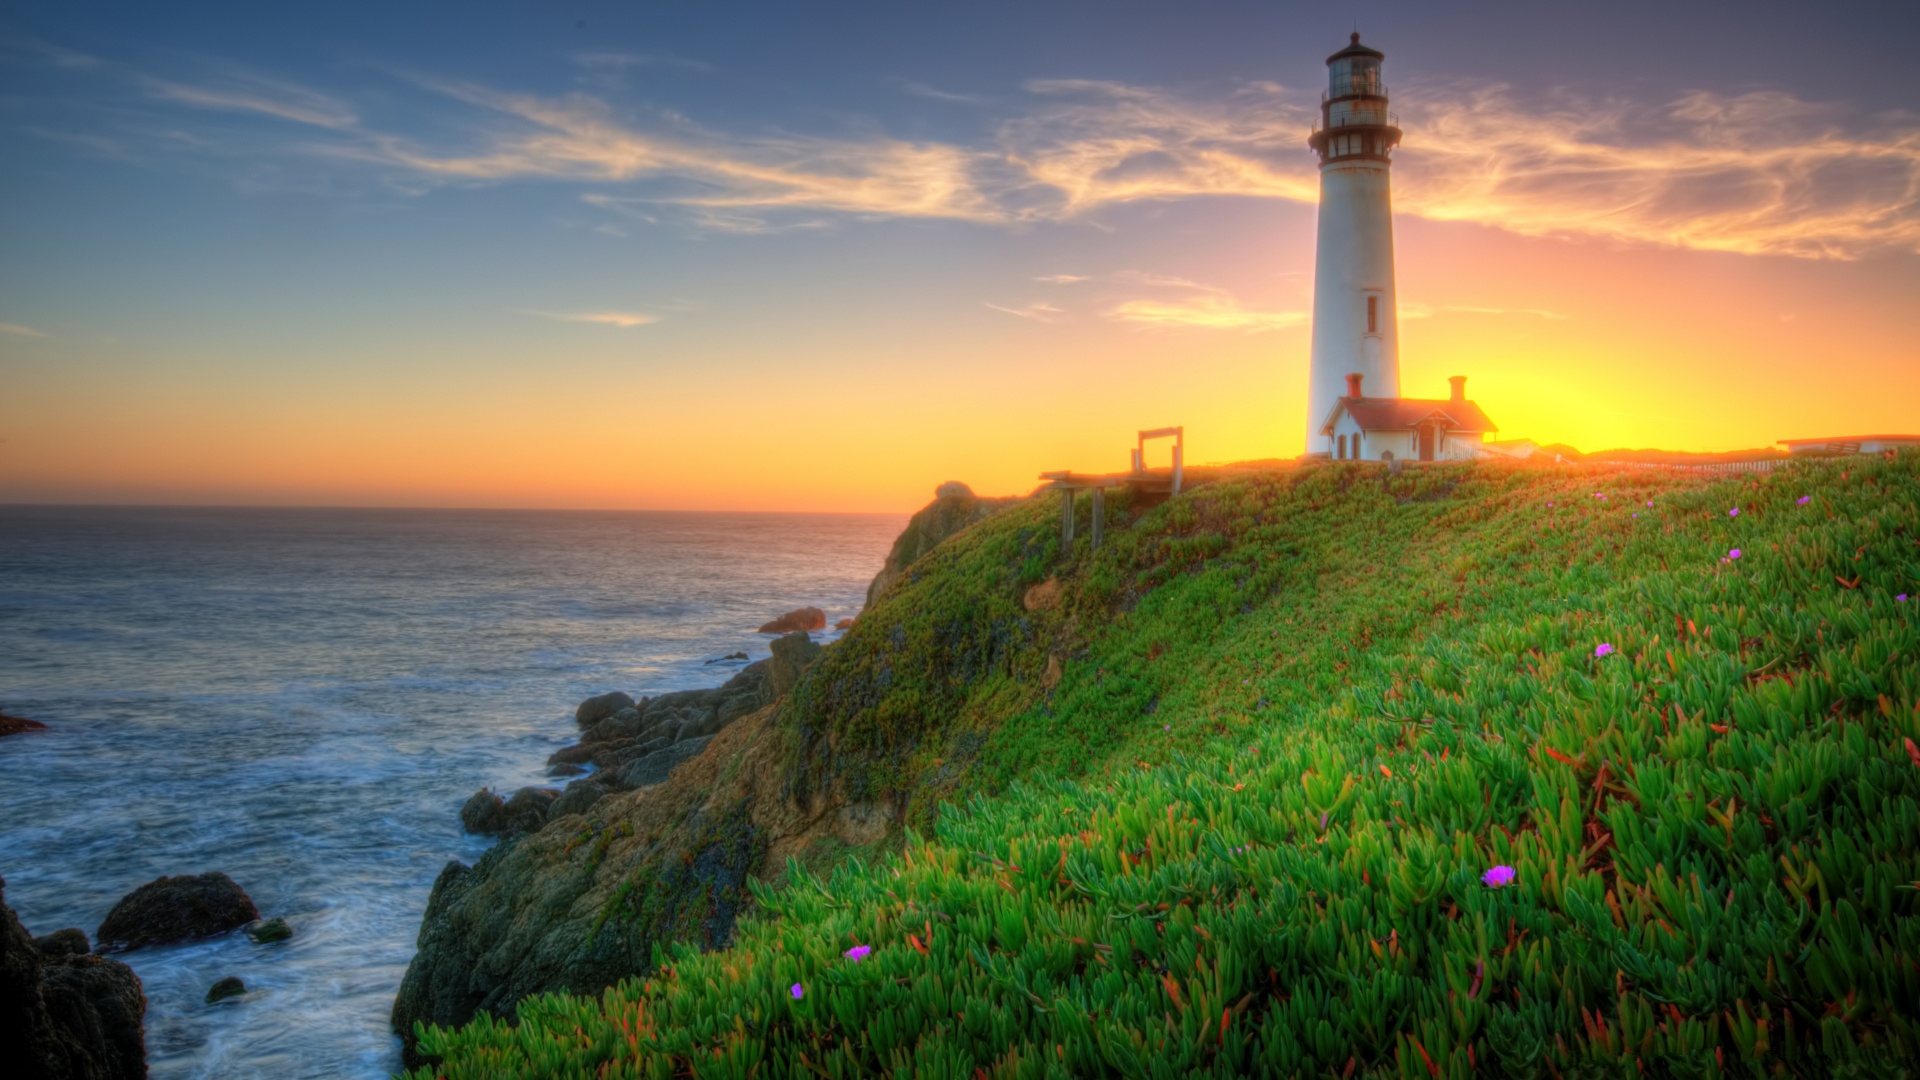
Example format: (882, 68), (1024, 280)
(3, 0), (1917, 511)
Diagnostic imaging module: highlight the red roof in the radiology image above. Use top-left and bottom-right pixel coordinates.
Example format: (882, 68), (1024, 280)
(1322, 396), (1497, 435)
(1778, 435), (1920, 445)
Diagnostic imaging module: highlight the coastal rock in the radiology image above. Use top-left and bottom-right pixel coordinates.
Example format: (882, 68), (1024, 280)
(245, 917), (292, 945)
(503, 787), (560, 834)
(205, 976), (246, 1004)
(547, 762), (587, 778)
(546, 743), (596, 767)
(459, 789), (508, 835)
(768, 631), (823, 699)
(33, 928), (91, 958)
(616, 736), (714, 790)
(863, 482), (1018, 608)
(757, 606), (826, 634)
(0, 708), (48, 737)
(547, 777), (614, 820)
(574, 691), (635, 730)
(4, 876), (148, 1079)
(95, 872), (258, 953)
(705, 652), (749, 664)
(580, 709), (646, 745)
(835, 618), (854, 630)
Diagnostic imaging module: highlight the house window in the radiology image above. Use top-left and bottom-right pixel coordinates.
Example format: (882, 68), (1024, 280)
(1338, 434), (1347, 459)
(1366, 296), (1378, 334)
(1352, 433), (1361, 459)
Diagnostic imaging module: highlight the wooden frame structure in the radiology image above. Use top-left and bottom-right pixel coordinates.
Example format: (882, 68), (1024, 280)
(1039, 426), (1185, 553)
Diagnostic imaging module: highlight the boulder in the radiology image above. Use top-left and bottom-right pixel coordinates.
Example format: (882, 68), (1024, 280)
(546, 743), (596, 767)
(0, 709), (48, 738)
(205, 976), (246, 1004)
(705, 652), (749, 664)
(95, 872), (258, 953)
(245, 918), (292, 945)
(459, 789), (508, 835)
(574, 691), (635, 730)
(757, 606), (826, 634)
(580, 709), (646, 746)
(502, 787), (560, 834)
(32, 928), (90, 958)
(616, 736), (714, 790)
(547, 777), (614, 820)
(769, 631), (824, 699)
(4, 876), (147, 1079)
(835, 618), (854, 630)
(547, 762), (587, 778)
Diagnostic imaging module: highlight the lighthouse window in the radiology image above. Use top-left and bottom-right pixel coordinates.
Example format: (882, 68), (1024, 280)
(1367, 295), (1379, 333)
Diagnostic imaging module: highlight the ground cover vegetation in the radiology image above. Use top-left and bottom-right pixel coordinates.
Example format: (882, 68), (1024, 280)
(408, 452), (1919, 1078)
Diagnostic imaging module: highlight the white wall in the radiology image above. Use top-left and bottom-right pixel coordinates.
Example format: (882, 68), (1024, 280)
(1306, 163), (1400, 452)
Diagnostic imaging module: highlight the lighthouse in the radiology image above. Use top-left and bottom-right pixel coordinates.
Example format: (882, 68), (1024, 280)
(1305, 33), (1402, 454)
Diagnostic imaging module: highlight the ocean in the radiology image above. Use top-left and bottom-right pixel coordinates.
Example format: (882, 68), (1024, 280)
(0, 505), (906, 1078)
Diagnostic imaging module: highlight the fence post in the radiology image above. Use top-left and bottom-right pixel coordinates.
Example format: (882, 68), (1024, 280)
(1061, 488), (1076, 548)
(1091, 487), (1105, 551)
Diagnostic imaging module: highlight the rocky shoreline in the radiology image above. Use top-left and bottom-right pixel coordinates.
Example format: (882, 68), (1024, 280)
(389, 481), (1011, 1065)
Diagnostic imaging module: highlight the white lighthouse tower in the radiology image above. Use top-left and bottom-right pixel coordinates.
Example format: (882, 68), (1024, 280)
(1305, 33), (1402, 454)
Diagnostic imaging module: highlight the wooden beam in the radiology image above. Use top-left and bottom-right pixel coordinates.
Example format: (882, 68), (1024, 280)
(1060, 488), (1075, 547)
(1090, 487), (1105, 550)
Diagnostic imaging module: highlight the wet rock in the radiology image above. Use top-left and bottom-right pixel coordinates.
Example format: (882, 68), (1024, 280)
(705, 652), (749, 664)
(574, 691), (635, 729)
(245, 917), (292, 945)
(32, 928), (90, 957)
(205, 976), (246, 1004)
(546, 743), (596, 767)
(616, 736), (713, 790)
(835, 618), (854, 630)
(502, 787), (560, 833)
(769, 631), (823, 698)
(547, 762), (587, 778)
(757, 606), (826, 634)
(459, 789), (508, 835)
(5, 876), (147, 1079)
(95, 872), (258, 953)
(580, 709), (647, 746)
(0, 708), (49, 737)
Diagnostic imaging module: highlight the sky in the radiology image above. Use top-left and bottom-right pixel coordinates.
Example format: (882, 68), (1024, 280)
(2, 0), (1917, 511)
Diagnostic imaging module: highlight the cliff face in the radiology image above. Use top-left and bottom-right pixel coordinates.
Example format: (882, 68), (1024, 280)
(1, 878), (147, 1080)
(392, 483), (1026, 1057)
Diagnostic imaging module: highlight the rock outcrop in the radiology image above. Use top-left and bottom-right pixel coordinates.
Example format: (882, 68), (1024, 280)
(1, 708), (48, 737)
(95, 872), (259, 953)
(756, 606), (826, 634)
(863, 481), (1017, 608)
(2, 877), (147, 1080)
(393, 648), (829, 1063)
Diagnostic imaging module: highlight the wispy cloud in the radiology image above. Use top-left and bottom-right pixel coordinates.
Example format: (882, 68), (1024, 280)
(1034, 274), (1088, 284)
(527, 310), (658, 328)
(36, 43), (1920, 257)
(142, 75), (357, 129)
(1401, 303), (1569, 320)
(0, 322), (49, 338)
(1100, 272), (1303, 331)
(985, 301), (1064, 321)
(902, 81), (987, 105)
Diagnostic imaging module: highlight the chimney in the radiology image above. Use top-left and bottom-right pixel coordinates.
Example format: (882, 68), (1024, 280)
(1449, 375), (1466, 403)
(1346, 373), (1364, 398)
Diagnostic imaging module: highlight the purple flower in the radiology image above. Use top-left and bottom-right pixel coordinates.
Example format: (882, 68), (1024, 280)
(1899, 594), (1910, 602)
(1729, 548), (1742, 560)
(1163, 725), (1171, 731)
(1482, 865), (1517, 888)
(1632, 513), (1639, 519)
(1797, 496), (1811, 505)
(1729, 508), (1740, 517)
(1319, 812), (1328, 830)
(1646, 501), (1653, 507)
(843, 945), (871, 963)
(1594, 643), (1614, 658)
(790, 983), (804, 1000)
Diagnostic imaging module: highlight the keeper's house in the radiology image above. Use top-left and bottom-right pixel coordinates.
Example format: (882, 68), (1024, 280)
(1320, 373), (1496, 462)
(1778, 434), (1920, 456)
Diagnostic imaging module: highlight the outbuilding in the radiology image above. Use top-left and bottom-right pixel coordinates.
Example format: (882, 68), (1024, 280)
(1319, 374), (1496, 462)
(1777, 435), (1920, 456)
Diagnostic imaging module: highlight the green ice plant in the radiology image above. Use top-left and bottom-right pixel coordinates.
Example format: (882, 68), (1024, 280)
(408, 452), (1920, 1078)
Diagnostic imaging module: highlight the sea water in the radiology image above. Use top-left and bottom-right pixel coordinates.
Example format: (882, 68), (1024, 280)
(0, 506), (904, 1078)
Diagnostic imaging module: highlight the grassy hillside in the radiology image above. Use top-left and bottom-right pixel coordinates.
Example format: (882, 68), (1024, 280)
(407, 453), (1919, 1078)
